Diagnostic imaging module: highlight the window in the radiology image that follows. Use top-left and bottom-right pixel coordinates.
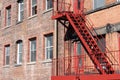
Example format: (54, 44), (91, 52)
(97, 35), (106, 52)
(17, 41), (23, 64)
(76, 42), (82, 67)
(29, 38), (36, 62)
(18, 0), (24, 22)
(93, 0), (105, 9)
(6, 6), (11, 26)
(117, 0), (120, 2)
(77, 42), (82, 55)
(31, 0), (37, 16)
(5, 45), (10, 65)
(46, 0), (53, 10)
(45, 34), (53, 59)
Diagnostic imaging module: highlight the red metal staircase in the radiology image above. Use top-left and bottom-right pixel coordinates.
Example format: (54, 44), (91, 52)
(53, 12), (114, 74)
(65, 13), (114, 74)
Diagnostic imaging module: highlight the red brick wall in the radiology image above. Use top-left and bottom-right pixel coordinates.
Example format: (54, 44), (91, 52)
(0, 0), (54, 80)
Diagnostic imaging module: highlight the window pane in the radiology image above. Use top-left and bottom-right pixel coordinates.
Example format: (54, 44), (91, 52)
(19, 53), (22, 63)
(6, 56), (10, 65)
(20, 11), (24, 21)
(30, 39), (36, 62)
(32, 6), (37, 15)
(20, 2), (24, 11)
(17, 42), (22, 64)
(94, 0), (105, 9)
(46, 0), (53, 9)
(45, 34), (53, 59)
(19, 42), (22, 52)
(77, 43), (82, 55)
(18, 0), (24, 21)
(6, 7), (11, 26)
(31, 40), (36, 51)
(5, 46), (10, 65)
(46, 35), (53, 47)
(32, 0), (37, 6)
(31, 51), (36, 61)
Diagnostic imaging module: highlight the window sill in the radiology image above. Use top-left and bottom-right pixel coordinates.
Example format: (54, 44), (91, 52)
(14, 63), (22, 67)
(28, 14), (37, 20)
(16, 20), (23, 24)
(42, 59), (52, 64)
(43, 8), (53, 14)
(3, 65), (10, 68)
(27, 62), (36, 65)
(2, 25), (11, 30)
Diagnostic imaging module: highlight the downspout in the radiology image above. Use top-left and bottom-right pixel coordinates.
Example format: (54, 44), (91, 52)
(54, 0), (59, 76)
(54, 19), (58, 76)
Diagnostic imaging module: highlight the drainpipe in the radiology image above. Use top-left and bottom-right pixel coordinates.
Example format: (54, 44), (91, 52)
(54, 0), (58, 76)
(54, 19), (58, 76)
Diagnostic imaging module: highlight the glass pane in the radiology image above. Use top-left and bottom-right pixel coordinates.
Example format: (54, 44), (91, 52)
(31, 40), (36, 51)
(6, 46), (10, 56)
(77, 43), (81, 55)
(46, 47), (53, 59)
(19, 42), (22, 52)
(31, 51), (36, 61)
(32, 6), (37, 15)
(19, 53), (22, 63)
(6, 56), (9, 65)
(94, 0), (105, 9)
(46, 35), (53, 47)
(20, 11), (24, 21)
(49, 0), (53, 8)
(50, 47), (53, 59)
(32, 0), (37, 6)
(47, 0), (53, 9)
(20, 2), (24, 11)
(6, 7), (11, 26)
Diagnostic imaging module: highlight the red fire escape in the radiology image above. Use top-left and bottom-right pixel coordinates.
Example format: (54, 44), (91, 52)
(51, 0), (120, 80)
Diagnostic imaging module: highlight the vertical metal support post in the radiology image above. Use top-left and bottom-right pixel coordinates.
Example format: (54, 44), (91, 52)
(73, 0), (78, 13)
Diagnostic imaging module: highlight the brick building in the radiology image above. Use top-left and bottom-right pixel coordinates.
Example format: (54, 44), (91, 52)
(0, 0), (120, 80)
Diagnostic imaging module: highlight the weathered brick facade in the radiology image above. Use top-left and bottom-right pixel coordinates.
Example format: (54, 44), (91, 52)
(0, 0), (120, 80)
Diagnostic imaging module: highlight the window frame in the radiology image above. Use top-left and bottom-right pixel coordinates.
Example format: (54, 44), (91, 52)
(18, 0), (24, 22)
(31, 0), (37, 16)
(4, 45), (10, 66)
(45, 34), (53, 60)
(29, 38), (36, 62)
(17, 41), (23, 64)
(46, 0), (53, 10)
(6, 6), (11, 26)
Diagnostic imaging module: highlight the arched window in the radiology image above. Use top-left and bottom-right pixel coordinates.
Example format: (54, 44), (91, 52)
(16, 40), (23, 64)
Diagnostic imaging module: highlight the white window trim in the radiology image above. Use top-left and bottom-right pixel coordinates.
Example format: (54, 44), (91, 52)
(18, 1), (24, 22)
(17, 42), (22, 64)
(45, 36), (53, 60)
(31, 0), (37, 16)
(30, 40), (36, 62)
